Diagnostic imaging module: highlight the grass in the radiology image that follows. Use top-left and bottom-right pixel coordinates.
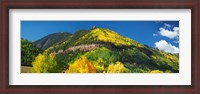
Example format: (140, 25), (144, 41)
(21, 66), (33, 73)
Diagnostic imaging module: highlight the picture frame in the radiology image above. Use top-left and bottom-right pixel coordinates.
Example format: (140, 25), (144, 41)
(0, 0), (199, 94)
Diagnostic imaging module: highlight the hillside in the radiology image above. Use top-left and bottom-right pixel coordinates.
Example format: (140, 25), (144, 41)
(46, 30), (90, 53)
(33, 32), (72, 50)
(46, 28), (144, 53)
(29, 28), (179, 73)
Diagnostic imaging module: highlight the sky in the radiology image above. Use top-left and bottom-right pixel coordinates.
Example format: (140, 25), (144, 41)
(21, 21), (179, 53)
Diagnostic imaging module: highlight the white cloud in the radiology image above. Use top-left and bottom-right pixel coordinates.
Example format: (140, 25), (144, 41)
(173, 27), (179, 33)
(155, 40), (179, 53)
(159, 27), (179, 39)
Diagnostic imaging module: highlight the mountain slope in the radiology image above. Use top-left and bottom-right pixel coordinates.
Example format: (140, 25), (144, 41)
(75, 28), (144, 47)
(46, 30), (90, 52)
(46, 28), (145, 53)
(33, 32), (72, 50)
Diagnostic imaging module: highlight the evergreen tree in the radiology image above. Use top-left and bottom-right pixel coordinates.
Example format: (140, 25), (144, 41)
(21, 39), (42, 66)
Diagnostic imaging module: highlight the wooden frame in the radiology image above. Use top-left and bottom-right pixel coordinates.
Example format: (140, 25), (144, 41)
(0, 0), (199, 94)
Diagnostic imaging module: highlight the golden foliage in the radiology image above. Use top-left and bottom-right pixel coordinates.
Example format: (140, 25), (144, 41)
(32, 54), (46, 73)
(75, 28), (144, 47)
(93, 58), (105, 73)
(107, 61), (128, 73)
(32, 53), (60, 73)
(66, 56), (96, 73)
(160, 51), (179, 63)
(150, 70), (163, 73)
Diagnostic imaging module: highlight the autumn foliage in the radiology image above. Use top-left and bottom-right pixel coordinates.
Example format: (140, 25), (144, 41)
(107, 61), (128, 73)
(66, 56), (96, 73)
(32, 52), (62, 73)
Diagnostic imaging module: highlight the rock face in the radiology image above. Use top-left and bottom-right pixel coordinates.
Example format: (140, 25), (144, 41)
(53, 44), (102, 55)
(92, 25), (96, 30)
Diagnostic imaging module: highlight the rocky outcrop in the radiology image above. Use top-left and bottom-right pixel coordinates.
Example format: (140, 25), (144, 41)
(53, 44), (102, 55)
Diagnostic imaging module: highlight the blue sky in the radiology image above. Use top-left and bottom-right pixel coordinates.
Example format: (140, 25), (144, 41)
(21, 21), (179, 53)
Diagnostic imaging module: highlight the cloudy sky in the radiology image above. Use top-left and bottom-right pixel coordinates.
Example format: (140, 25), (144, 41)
(21, 21), (179, 54)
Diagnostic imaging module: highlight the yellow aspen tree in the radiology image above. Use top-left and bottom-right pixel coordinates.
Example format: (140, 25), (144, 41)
(66, 56), (96, 73)
(32, 52), (61, 73)
(107, 61), (128, 73)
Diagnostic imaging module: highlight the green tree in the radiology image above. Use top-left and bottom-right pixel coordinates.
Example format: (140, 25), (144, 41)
(21, 39), (42, 66)
(122, 48), (150, 65)
(124, 63), (150, 73)
(85, 47), (120, 67)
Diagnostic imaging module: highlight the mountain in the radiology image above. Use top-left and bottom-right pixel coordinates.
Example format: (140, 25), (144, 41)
(30, 28), (179, 73)
(46, 28), (144, 53)
(46, 30), (90, 53)
(33, 32), (72, 50)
